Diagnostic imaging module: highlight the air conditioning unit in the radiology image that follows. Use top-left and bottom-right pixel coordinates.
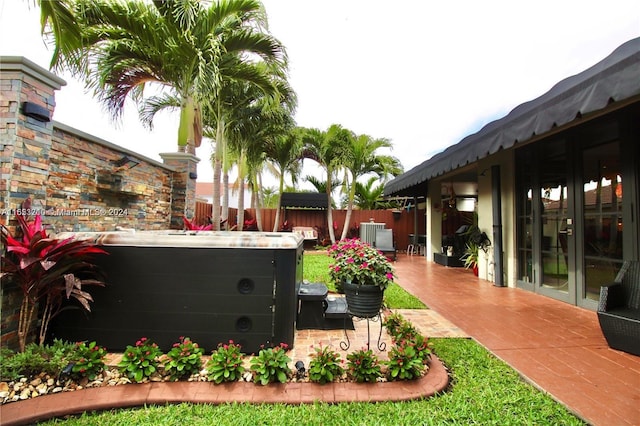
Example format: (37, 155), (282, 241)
(360, 222), (385, 246)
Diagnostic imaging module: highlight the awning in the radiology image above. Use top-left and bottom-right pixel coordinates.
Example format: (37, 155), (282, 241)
(280, 192), (328, 209)
(384, 37), (640, 197)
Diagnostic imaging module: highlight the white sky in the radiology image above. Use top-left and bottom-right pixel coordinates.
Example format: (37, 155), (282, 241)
(1, 0), (639, 187)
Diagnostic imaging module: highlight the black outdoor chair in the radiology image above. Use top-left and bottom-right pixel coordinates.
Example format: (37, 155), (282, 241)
(597, 260), (640, 356)
(374, 229), (397, 261)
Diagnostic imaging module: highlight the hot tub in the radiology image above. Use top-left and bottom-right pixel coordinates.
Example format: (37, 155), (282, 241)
(49, 230), (303, 353)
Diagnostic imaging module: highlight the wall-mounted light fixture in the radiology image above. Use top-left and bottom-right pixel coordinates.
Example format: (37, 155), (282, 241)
(479, 168), (490, 177)
(22, 102), (51, 122)
(189, 172), (198, 180)
(113, 155), (140, 169)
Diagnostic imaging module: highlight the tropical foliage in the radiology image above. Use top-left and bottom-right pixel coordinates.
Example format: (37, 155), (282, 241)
(35, 0), (406, 234)
(0, 214), (107, 352)
(36, 0), (291, 230)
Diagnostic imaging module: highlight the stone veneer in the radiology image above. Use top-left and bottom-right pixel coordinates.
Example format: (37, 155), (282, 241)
(0, 57), (199, 350)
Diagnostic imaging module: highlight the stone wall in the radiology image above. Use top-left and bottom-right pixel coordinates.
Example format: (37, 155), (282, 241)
(45, 123), (173, 233)
(0, 57), (199, 350)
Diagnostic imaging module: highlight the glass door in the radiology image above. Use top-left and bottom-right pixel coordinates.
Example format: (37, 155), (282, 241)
(538, 151), (573, 302)
(580, 141), (623, 304)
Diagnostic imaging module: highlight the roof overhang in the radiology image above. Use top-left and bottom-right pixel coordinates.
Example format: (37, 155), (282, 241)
(384, 37), (640, 197)
(280, 192), (328, 209)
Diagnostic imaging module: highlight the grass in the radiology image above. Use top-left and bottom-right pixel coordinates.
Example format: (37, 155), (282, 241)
(303, 253), (427, 309)
(42, 338), (584, 425)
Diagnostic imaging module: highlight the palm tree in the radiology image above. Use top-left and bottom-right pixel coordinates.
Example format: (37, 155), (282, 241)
(304, 176), (341, 209)
(209, 55), (288, 230)
(339, 133), (403, 240)
(301, 125), (352, 244)
(207, 64), (295, 230)
(260, 186), (279, 209)
(264, 127), (303, 231)
(354, 176), (387, 210)
(37, 0), (288, 228)
(225, 80), (296, 230)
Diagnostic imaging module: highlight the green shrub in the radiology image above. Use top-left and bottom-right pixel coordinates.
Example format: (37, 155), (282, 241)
(118, 337), (163, 382)
(386, 341), (424, 381)
(0, 339), (76, 381)
(346, 348), (382, 383)
(308, 344), (344, 384)
(206, 340), (245, 384)
(382, 312), (405, 336)
(70, 341), (107, 380)
(250, 343), (291, 385)
(164, 336), (204, 381)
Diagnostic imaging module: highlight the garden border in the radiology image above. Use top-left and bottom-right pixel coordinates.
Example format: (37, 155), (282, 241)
(0, 356), (447, 425)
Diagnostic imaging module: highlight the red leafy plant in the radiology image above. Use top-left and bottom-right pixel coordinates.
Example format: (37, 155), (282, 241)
(182, 216), (213, 231)
(1, 214), (107, 351)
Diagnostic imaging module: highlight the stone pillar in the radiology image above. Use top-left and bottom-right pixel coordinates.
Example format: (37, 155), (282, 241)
(0, 57), (66, 225)
(160, 152), (200, 229)
(0, 57), (65, 350)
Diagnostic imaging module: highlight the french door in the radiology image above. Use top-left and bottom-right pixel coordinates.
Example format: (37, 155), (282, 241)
(516, 127), (634, 309)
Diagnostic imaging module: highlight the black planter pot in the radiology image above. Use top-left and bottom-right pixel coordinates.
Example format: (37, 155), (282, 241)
(342, 281), (384, 318)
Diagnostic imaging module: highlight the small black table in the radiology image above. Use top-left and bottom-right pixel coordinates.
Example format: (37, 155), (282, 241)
(296, 283), (328, 330)
(296, 283), (353, 330)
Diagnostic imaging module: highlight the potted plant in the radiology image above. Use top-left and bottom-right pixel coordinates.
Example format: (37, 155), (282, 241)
(461, 241), (479, 276)
(460, 222), (491, 277)
(328, 238), (395, 317)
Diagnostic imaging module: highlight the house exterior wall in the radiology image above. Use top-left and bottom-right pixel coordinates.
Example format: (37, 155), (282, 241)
(475, 150), (516, 287)
(425, 149), (517, 288)
(425, 179), (442, 262)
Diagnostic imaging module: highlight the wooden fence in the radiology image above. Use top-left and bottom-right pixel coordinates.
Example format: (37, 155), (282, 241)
(194, 201), (427, 253)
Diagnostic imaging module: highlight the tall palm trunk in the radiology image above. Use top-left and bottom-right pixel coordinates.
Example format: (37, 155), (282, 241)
(340, 174), (357, 240)
(272, 173), (285, 232)
(212, 104), (225, 231)
(222, 141), (230, 229)
(222, 170), (229, 229)
(255, 173), (264, 231)
(236, 150), (247, 231)
(326, 170), (336, 243)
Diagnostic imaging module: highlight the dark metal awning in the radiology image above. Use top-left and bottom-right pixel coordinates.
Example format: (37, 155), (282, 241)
(385, 37), (640, 197)
(280, 192), (328, 209)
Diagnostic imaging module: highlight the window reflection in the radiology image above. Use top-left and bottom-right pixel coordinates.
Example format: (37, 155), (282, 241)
(583, 141), (622, 300)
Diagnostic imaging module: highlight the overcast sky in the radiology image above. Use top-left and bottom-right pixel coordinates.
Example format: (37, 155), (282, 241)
(1, 0), (639, 187)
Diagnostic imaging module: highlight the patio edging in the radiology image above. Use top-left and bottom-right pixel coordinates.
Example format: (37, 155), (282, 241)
(0, 355), (448, 425)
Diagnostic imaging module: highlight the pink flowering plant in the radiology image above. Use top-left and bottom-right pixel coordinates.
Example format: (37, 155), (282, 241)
(163, 336), (204, 381)
(117, 337), (163, 382)
(308, 343), (345, 384)
(206, 340), (246, 384)
(328, 238), (395, 292)
(346, 348), (382, 383)
(70, 341), (107, 381)
(250, 343), (291, 385)
(385, 340), (425, 381)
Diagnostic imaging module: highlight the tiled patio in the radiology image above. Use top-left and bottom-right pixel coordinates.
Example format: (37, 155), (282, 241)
(1, 253), (638, 426)
(396, 254), (640, 426)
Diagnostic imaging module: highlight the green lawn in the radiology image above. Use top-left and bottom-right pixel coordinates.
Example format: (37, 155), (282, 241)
(42, 338), (583, 425)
